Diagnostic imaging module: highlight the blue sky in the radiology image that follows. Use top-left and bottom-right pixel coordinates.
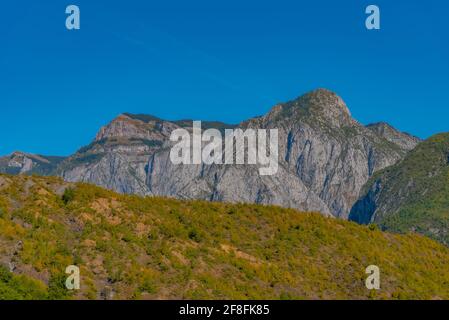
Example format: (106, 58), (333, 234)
(0, 0), (448, 156)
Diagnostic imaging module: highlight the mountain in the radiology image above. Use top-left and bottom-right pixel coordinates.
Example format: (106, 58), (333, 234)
(350, 133), (449, 245)
(0, 89), (420, 218)
(56, 89), (420, 218)
(1, 174), (449, 300)
(0, 152), (65, 176)
(366, 122), (421, 151)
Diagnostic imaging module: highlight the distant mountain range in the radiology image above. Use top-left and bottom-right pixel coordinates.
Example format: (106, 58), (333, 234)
(4, 88), (448, 246)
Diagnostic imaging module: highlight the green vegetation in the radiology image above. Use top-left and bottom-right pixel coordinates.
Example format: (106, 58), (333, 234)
(356, 133), (449, 245)
(62, 188), (76, 205)
(129, 138), (163, 148)
(0, 265), (47, 300)
(0, 174), (449, 300)
(123, 113), (162, 123)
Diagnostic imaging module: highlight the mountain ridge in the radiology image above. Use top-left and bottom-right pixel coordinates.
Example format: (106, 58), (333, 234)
(0, 89), (421, 219)
(350, 132), (449, 245)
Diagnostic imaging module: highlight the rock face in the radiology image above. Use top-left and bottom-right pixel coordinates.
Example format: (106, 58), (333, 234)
(0, 89), (421, 218)
(56, 89), (421, 218)
(349, 133), (449, 245)
(366, 122), (420, 151)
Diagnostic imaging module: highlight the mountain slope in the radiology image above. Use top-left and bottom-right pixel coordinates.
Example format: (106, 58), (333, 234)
(50, 89), (420, 218)
(0, 152), (65, 176)
(349, 133), (449, 245)
(366, 122), (421, 151)
(0, 174), (449, 300)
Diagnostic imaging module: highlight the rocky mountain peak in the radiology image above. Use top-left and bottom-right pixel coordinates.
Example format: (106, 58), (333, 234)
(298, 88), (352, 125)
(6, 152), (34, 173)
(366, 122), (421, 151)
(265, 89), (354, 128)
(95, 113), (178, 142)
(95, 114), (138, 141)
(303, 88), (351, 115)
(9, 152), (50, 164)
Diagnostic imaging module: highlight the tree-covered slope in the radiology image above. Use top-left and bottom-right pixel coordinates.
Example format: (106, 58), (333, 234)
(1, 174), (449, 300)
(350, 133), (449, 245)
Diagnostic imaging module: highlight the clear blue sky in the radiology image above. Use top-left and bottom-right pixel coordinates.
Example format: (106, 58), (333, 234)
(0, 0), (448, 156)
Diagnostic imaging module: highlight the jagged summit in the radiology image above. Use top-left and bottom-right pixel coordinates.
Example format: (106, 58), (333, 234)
(95, 113), (176, 142)
(100, 89), (352, 142)
(96, 112), (237, 142)
(9, 151), (51, 164)
(301, 88), (351, 116)
(264, 88), (353, 128)
(366, 122), (421, 151)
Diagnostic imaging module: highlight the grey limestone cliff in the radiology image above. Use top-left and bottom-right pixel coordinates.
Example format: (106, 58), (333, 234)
(56, 89), (420, 218)
(1, 89), (421, 218)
